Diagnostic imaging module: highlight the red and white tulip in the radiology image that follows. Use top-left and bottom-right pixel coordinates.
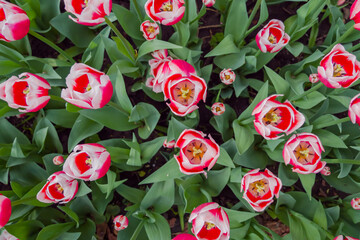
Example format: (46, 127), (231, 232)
(189, 202), (230, 240)
(0, 194), (11, 228)
(317, 44), (360, 88)
(203, 0), (215, 7)
(320, 166), (331, 176)
(113, 215), (128, 231)
(309, 73), (319, 83)
(64, 0), (112, 26)
(241, 169), (282, 212)
(36, 171), (78, 204)
(351, 197), (360, 210)
(163, 139), (176, 148)
(0, 73), (51, 112)
(61, 63), (113, 109)
(252, 94), (305, 140)
(283, 133), (326, 174)
(63, 143), (111, 181)
(140, 20), (160, 40)
(351, 0), (360, 30)
(53, 156), (64, 166)
(211, 102), (225, 116)
(256, 19), (290, 53)
(172, 233), (197, 240)
(145, 0), (185, 26)
(0, 230), (18, 240)
(349, 93), (360, 125)
(175, 129), (219, 175)
(163, 73), (207, 116)
(0, 0), (30, 42)
(333, 236), (359, 240)
(220, 69), (235, 85)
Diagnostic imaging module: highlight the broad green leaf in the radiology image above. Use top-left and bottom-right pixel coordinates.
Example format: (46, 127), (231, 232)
(46, 109), (78, 128)
(129, 102), (160, 139)
(110, 69), (133, 114)
(116, 184), (146, 204)
(113, 4), (143, 40)
(298, 173), (315, 200)
(82, 27), (110, 69)
(233, 121), (254, 155)
(202, 168), (231, 196)
(313, 129), (348, 149)
(205, 35), (240, 57)
(0, 119), (30, 144)
(137, 40), (182, 59)
(293, 91), (326, 109)
(140, 158), (184, 184)
(224, 0), (248, 44)
(264, 66), (290, 95)
(217, 147), (235, 168)
(141, 180), (175, 214)
(36, 222), (75, 240)
(144, 213), (171, 240)
(6, 220), (44, 240)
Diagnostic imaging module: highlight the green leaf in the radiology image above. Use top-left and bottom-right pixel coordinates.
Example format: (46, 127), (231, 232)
(68, 115), (103, 152)
(225, 208), (258, 227)
(183, 184), (209, 213)
(129, 102), (160, 139)
(313, 129), (348, 149)
(202, 168), (231, 196)
(140, 136), (167, 163)
(46, 109), (78, 128)
(80, 106), (139, 131)
(264, 66), (290, 95)
(292, 91), (326, 109)
(233, 121), (254, 154)
(36, 222), (75, 240)
(111, 69), (133, 114)
(82, 27), (110, 69)
(213, 52), (246, 70)
(125, 134), (142, 167)
(167, 117), (190, 141)
(0, 118), (30, 144)
(96, 170), (126, 199)
(58, 206), (80, 226)
(116, 184), (145, 204)
(76, 181), (92, 197)
(113, 4), (143, 40)
(298, 173), (315, 200)
(140, 158), (184, 184)
(6, 220), (44, 240)
(217, 147), (235, 168)
(33, 127), (48, 153)
(313, 201), (327, 229)
(137, 40), (182, 59)
(224, 0), (248, 44)
(33, 118), (63, 153)
(205, 35), (240, 57)
(141, 180), (175, 214)
(144, 212), (171, 240)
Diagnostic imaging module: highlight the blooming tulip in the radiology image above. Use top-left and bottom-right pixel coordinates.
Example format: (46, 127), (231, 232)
(175, 129), (219, 175)
(309, 73), (319, 83)
(61, 63), (113, 109)
(351, 198), (360, 210)
(256, 19), (290, 53)
(283, 133), (326, 174)
(163, 139), (176, 148)
(0, 73), (51, 112)
(140, 20), (160, 40)
(145, 0), (185, 26)
(317, 44), (360, 88)
(351, 0), (360, 30)
(241, 168), (282, 212)
(36, 171), (78, 204)
(203, 0), (215, 7)
(220, 69), (235, 85)
(349, 93), (360, 125)
(149, 49), (173, 83)
(211, 102), (225, 116)
(113, 215), (128, 231)
(252, 94), (305, 140)
(0, 0), (30, 42)
(64, 0), (112, 26)
(189, 202), (230, 240)
(63, 143), (111, 181)
(0, 194), (11, 228)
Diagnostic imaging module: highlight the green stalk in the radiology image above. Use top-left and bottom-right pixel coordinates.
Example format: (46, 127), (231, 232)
(239, 0), (262, 46)
(130, 221), (145, 240)
(324, 158), (360, 165)
(28, 30), (75, 64)
(11, 196), (36, 207)
(132, 0), (143, 23)
(323, 25), (355, 55)
(215, 89), (222, 103)
(291, 83), (323, 101)
(314, 116), (350, 129)
(174, 23), (184, 46)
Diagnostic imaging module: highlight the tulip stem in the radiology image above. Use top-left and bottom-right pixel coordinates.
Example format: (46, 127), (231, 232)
(130, 220), (144, 240)
(323, 24), (356, 55)
(11, 196), (37, 207)
(238, 0), (262, 46)
(314, 116), (350, 129)
(323, 158), (360, 165)
(28, 30), (76, 64)
(215, 89), (222, 103)
(291, 83), (323, 101)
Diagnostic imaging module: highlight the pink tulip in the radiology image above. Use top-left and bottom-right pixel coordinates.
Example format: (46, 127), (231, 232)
(309, 73), (319, 83)
(53, 156), (64, 165)
(241, 169), (282, 212)
(148, 50), (173, 91)
(203, 0), (215, 7)
(317, 44), (360, 88)
(145, 0), (185, 26)
(0, 230), (18, 240)
(61, 63), (113, 109)
(349, 93), (360, 125)
(211, 102), (225, 116)
(0, 0), (29, 42)
(36, 171), (78, 204)
(0, 194), (11, 228)
(63, 143), (111, 181)
(64, 0), (112, 26)
(189, 202), (230, 240)
(252, 94), (305, 140)
(256, 19), (290, 53)
(172, 233), (197, 240)
(333, 236), (359, 240)
(283, 133), (326, 174)
(220, 69), (235, 85)
(163, 73), (207, 116)
(351, 198), (360, 210)
(320, 166), (331, 176)
(351, 0), (360, 30)
(163, 139), (176, 148)
(175, 129), (219, 175)
(113, 215), (128, 231)
(0, 73), (51, 112)
(140, 20), (160, 40)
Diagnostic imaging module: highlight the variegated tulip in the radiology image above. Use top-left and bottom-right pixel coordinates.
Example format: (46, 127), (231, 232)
(349, 93), (360, 125)
(256, 19), (290, 53)
(145, 0), (185, 26)
(113, 215), (128, 231)
(220, 69), (235, 85)
(140, 20), (160, 40)
(351, 197), (360, 210)
(211, 102), (225, 116)
(0, 194), (11, 228)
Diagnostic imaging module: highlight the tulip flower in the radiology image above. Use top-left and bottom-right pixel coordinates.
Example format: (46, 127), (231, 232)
(317, 44), (360, 88)
(349, 93), (360, 125)
(351, 0), (360, 30)
(61, 63), (113, 109)
(252, 94), (305, 140)
(0, 0), (30, 42)
(333, 236), (359, 240)
(36, 171), (78, 204)
(113, 215), (128, 231)
(211, 102), (225, 116)
(145, 0), (185, 26)
(175, 129), (219, 175)
(351, 198), (360, 210)
(0, 73), (51, 112)
(64, 0), (112, 26)
(172, 233), (197, 240)
(163, 139), (176, 148)
(256, 19), (290, 53)
(203, 0), (215, 7)
(0, 194), (11, 228)
(320, 166), (331, 176)
(140, 20), (160, 40)
(53, 156), (64, 165)
(220, 69), (235, 85)
(189, 202), (230, 240)
(63, 143), (111, 181)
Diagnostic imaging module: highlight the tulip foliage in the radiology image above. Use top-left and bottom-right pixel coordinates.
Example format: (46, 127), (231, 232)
(1, 0), (360, 239)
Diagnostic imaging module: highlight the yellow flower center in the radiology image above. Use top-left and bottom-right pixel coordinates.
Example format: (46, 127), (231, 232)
(333, 63), (346, 77)
(225, 74), (230, 80)
(262, 107), (282, 126)
(161, 1), (173, 11)
(85, 157), (92, 166)
(268, 34), (277, 44)
(147, 26), (155, 34)
(249, 179), (269, 197)
(86, 84), (92, 92)
(293, 142), (315, 165)
(172, 81), (195, 106)
(55, 183), (64, 194)
(205, 222), (216, 230)
(23, 87), (30, 95)
(192, 147), (203, 157)
(184, 140), (207, 164)
(216, 107), (221, 112)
